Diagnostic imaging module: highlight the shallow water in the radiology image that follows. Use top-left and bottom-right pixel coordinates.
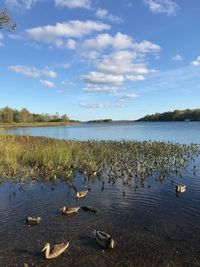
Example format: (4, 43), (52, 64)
(6, 121), (200, 144)
(0, 163), (200, 267)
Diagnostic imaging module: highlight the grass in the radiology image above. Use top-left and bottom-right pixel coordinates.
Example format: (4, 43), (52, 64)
(0, 121), (79, 128)
(0, 135), (199, 184)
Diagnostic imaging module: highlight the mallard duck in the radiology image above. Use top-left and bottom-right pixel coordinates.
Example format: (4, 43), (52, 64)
(26, 216), (41, 227)
(94, 230), (115, 249)
(76, 189), (88, 199)
(41, 242), (69, 259)
(176, 184), (186, 193)
(82, 206), (98, 213)
(60, 206), (80, 215)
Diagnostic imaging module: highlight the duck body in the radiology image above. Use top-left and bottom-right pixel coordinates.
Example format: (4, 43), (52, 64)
(176, 184), (186, 193)
(41, 242), (69, 259)
(82, 206), (98, 213)
(26, 216), (41, 227)
(94, 230), (115, 249)
(76, 190), (88, 199)
(61, 206), (80, 215)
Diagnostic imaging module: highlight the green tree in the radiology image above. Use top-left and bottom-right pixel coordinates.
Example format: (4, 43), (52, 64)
(61, 114), (69, 122)
(0, 8), (16, 31)
(1, 106), (14, 123)
(19, 108), (31, 122)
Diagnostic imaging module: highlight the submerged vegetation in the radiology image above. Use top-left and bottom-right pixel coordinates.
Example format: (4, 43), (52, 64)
(0, 135), (199, 187)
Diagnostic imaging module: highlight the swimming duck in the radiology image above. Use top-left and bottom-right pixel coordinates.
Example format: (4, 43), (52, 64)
(82, 206), (98, 213)
(76, 189), (88, 199)
(60, 206), (80, 215)
(26, 216), (41, 227)
(41, 242), (69, 259)
(176, 184), (186, 193)
(94, 230), (115, 249)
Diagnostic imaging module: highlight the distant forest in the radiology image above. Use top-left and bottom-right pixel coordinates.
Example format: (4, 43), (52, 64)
(86, 119), (113, 123)
(0, 106), (69, 123)
(137, 108), (200, 122)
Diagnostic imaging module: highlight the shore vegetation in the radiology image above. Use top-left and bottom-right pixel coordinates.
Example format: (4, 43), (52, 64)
(0, 106), (79, 127)
(0, 135), (199, 186)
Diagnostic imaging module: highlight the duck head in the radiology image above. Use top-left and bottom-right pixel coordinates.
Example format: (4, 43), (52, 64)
(60, 207), (66, 212)
(41, 243), (49, 252)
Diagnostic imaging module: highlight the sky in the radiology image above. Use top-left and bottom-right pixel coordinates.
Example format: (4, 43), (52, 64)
(0, 0), (200, 121)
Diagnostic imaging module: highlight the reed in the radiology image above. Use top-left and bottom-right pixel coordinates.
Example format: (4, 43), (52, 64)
(0, 135), (199, 185)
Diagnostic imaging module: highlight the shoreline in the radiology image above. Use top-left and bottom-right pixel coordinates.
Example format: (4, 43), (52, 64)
(0, 121), (80, 128)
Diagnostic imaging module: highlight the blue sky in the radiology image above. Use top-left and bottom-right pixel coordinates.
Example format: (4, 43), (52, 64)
(0, 0), (200, 121)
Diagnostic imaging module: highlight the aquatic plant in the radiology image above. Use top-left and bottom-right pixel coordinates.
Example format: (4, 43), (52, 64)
(0, 135), (199, 187)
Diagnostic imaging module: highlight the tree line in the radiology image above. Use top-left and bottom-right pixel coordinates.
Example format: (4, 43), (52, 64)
(137, 108), (200, 122)
(0, 107), (69, 123)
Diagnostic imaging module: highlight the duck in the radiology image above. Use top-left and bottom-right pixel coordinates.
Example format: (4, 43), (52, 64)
(26, 216), (41, 227)
(60, 206), (80, 215)
(41, 242), (69, 259)
(176, 184), (186, 193)
(76, 189), (88, 199)
(94, 230), (115, 249)
(82, 206), (98, 213)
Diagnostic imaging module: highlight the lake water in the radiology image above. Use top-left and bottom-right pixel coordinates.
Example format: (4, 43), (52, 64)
(6, 121), (200, 144)
(1, 122), (200, 266)
(1, 166), (200, 266)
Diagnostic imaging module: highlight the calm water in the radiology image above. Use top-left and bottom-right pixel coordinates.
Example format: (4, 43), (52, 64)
(6, 121), (200, 144)
(1, 122), (200, 266)
(0, 165), (200, 266)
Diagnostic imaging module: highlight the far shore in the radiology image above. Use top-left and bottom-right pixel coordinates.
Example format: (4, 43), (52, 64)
(0, 121), (80, 128)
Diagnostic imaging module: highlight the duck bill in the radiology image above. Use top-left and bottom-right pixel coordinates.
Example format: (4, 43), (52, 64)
(41, 247), (46, 252)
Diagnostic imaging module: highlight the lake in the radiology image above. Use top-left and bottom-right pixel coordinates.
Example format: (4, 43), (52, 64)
(1, 166), (200, 267)
(6, 121), (200, 144)
(1, 122), (200, 266)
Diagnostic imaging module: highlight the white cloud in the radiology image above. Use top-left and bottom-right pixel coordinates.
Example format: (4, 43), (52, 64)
(144, 0), (178, 15)
(55, 39), (64, 48)
(8, 33), (24, 40)
(82, 32), (160, 54)
(82, 32), (133, 50)
(81, 72), (125, 84)
(118, 93), (138, 102)
(95, 8), (123, 23)
(191, 56), (200, 66)
(172, 54), (183, 61)
(96, 50), (148, 76)
(55, 0), (91, 9)
(0, 33), (4, 47)
(132, 40), (161, 54)
(40, 79), (55, 88)
(24, 42), (42, 50)
(26, 20), (111, 43)
(61, 80), (75, 86)
(81, 34), (160, 91)
(79, 102), (124, 109)
(84, 84), (122, 94)
(54, 38), (76, 49)
(60, 63), (70, 69)
(66, 39), (77, 49)
(8, 65), (57, 79)
(5, 0), (41, 10)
